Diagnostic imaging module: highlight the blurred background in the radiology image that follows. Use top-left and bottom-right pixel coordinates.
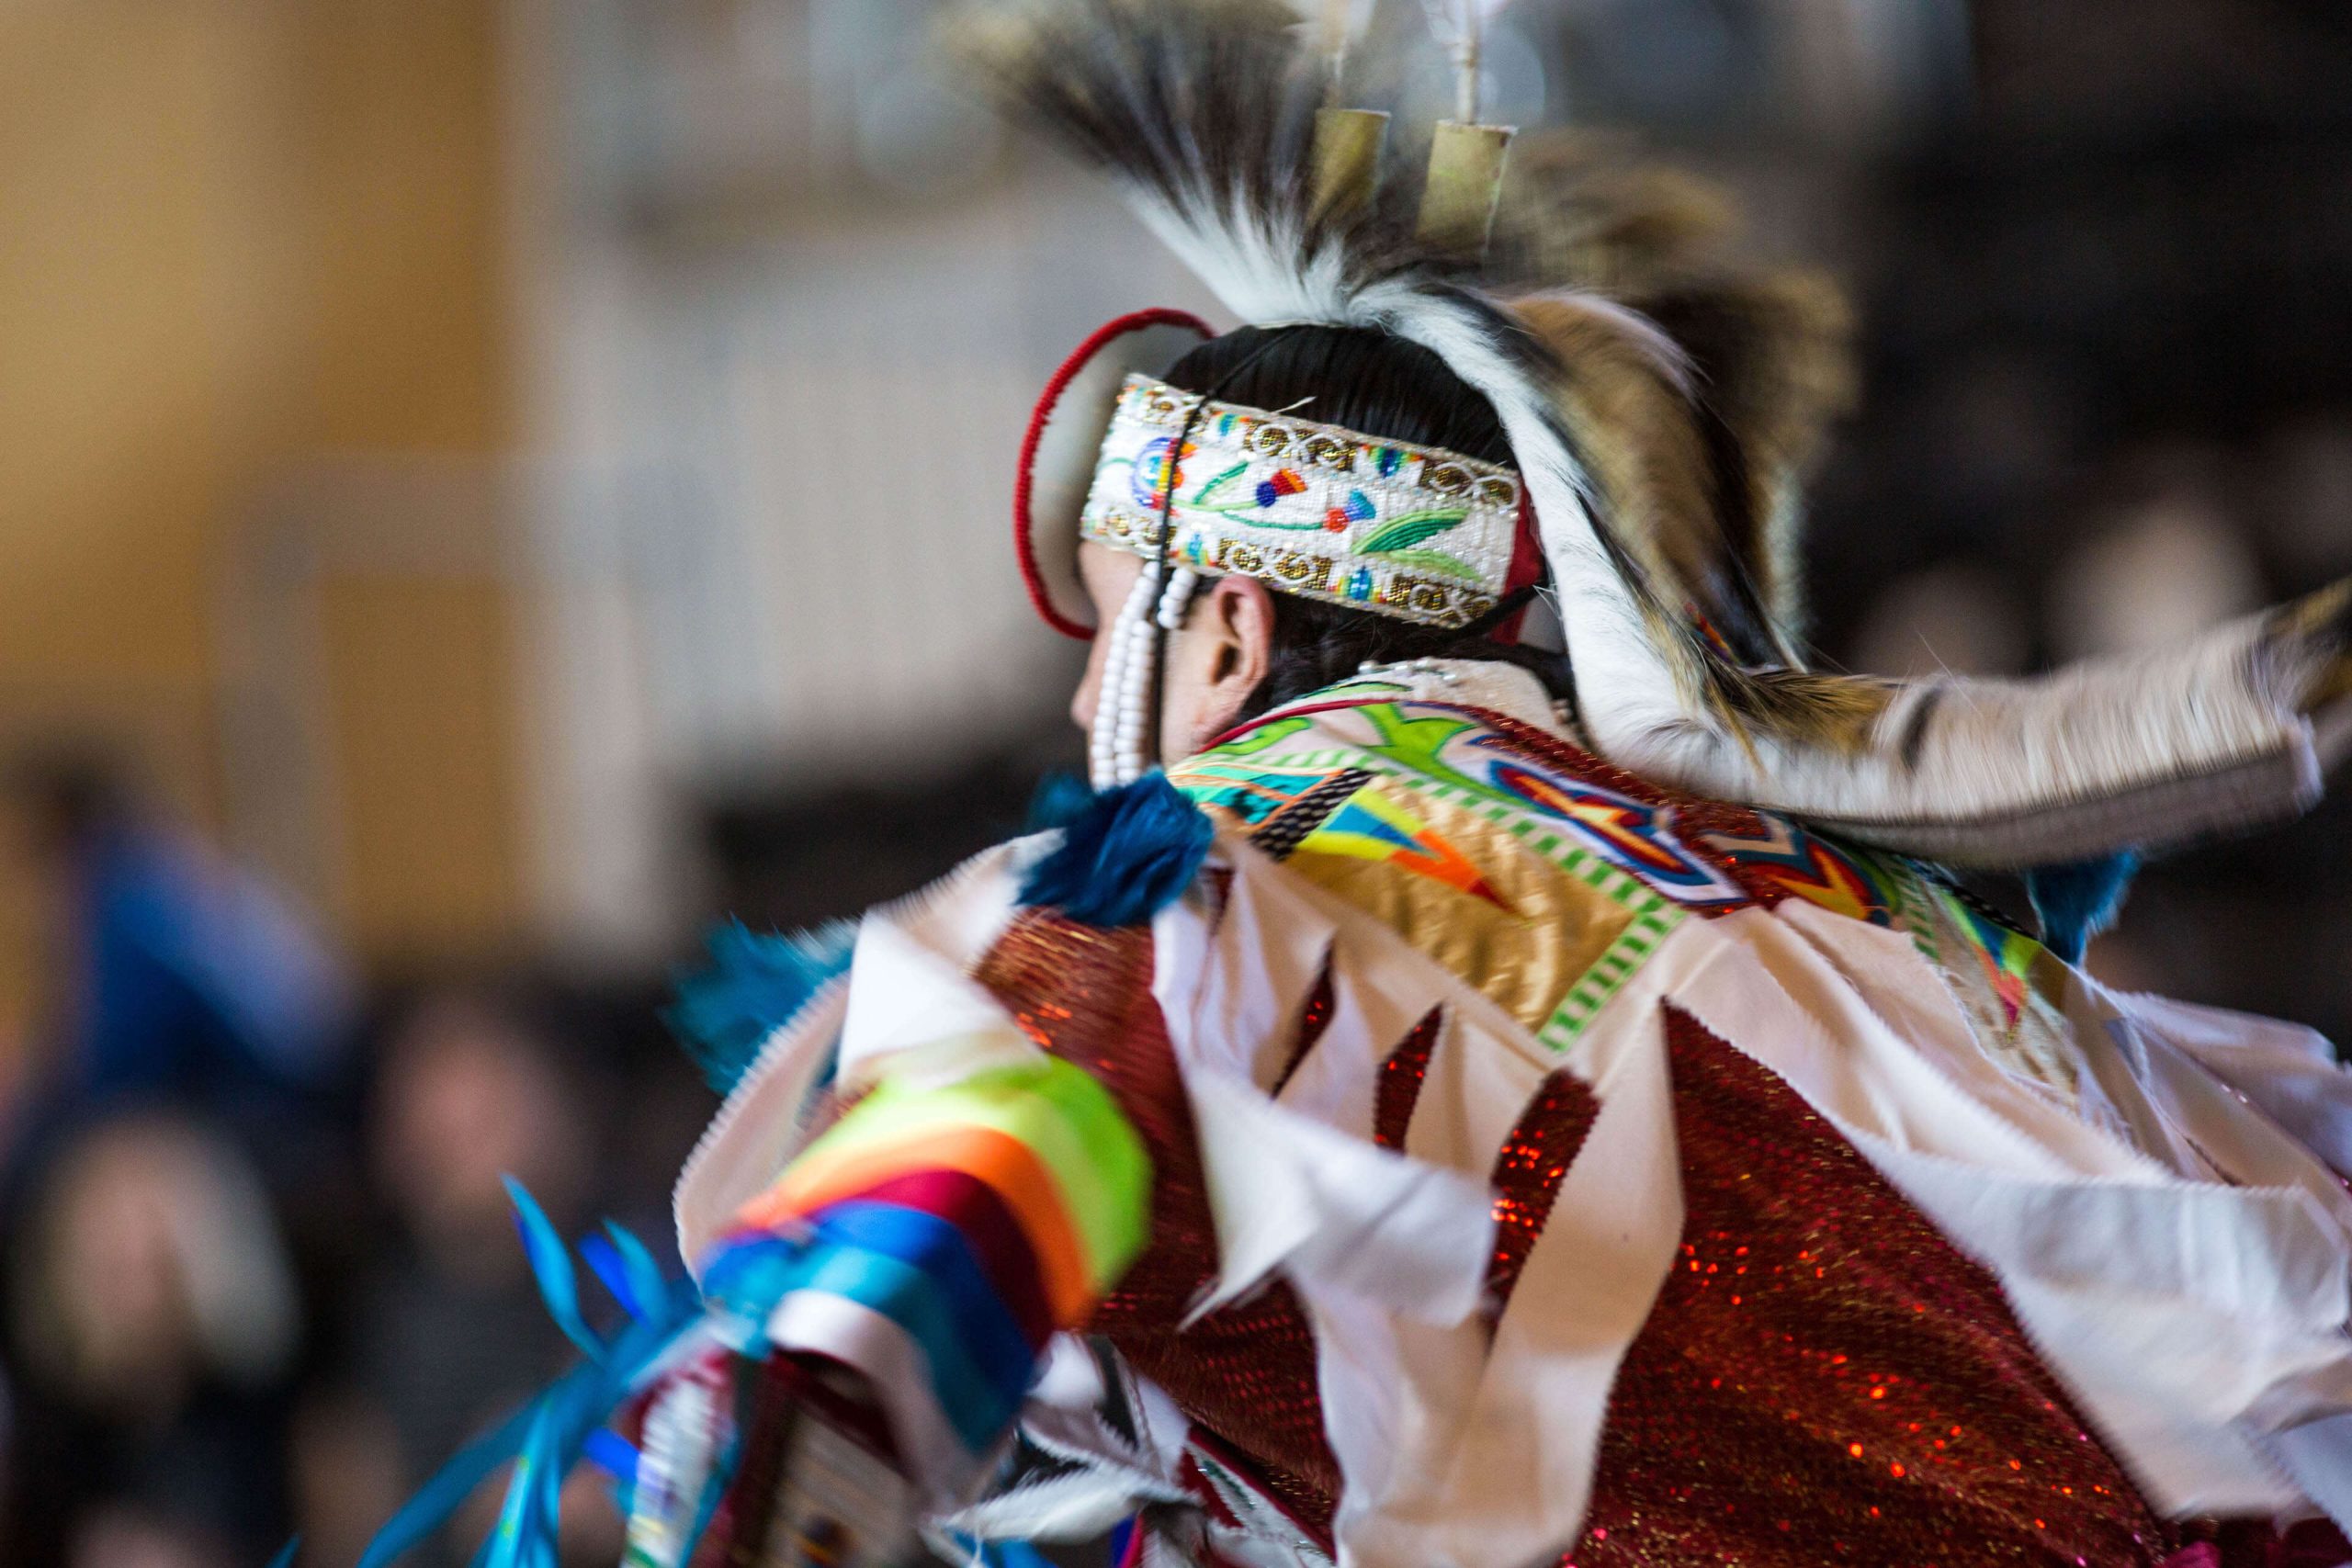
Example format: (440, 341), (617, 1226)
(0, 0), (2346, 1562)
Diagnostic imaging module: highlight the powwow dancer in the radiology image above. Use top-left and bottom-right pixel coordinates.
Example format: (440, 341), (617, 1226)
(361, 5), (2352, 1565)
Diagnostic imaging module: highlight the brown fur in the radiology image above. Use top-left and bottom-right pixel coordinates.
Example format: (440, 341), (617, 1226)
(1714, 665), (1902, 752)
(1514, 296), (1720, 618)
(1496, 136), (1855, 659)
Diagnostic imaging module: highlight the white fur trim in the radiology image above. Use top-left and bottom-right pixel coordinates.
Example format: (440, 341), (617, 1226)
(1664, 609), (2327, 864)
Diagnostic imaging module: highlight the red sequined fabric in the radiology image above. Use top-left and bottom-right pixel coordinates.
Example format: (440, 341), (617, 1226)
(1486, 1068), (1600, 1317)
(978, 717), (2179, 1562)
(975, 911), (1342, 1535)
(1565, 1007), (2173, 1567)
(1272, 962), (1336, 1096)
(1370, 1007), (1442, 1150)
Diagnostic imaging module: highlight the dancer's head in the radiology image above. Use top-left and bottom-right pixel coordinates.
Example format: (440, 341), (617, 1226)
(989, 2), (1851, 789)
(1065, 323), (1571, 768)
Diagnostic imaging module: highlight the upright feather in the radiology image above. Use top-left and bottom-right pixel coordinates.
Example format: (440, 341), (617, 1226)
(1285, 0), (1379, 93)
(1419, 0), (1514, 121)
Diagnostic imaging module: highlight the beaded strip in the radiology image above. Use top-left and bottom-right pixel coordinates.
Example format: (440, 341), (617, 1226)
(1081, 374), (1521, 631)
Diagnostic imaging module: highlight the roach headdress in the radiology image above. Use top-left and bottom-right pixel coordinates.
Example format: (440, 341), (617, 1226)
(986, 0), (2352, 861)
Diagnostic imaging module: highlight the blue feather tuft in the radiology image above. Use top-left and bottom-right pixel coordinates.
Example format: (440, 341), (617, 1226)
(1017, 773), (1214, 928)
(358, 1256), (703, 1568)
(1027, 771), (1099, 832)
(266, 1539), (300, 1568)
(2027, 851), (2141, 964)
(582, 1427), (639, 1487)
(948, 1535), (1061, 1568)
(663, 919), (857, 1094)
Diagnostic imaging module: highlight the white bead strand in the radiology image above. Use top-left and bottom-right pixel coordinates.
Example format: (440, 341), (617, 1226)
(1154, 566), (1200, 631)
(1094, 564), (1200, 785)
(1091, 561), (1164, 790)
(1113, 565), (1200, 784)
(1111, 601), (1159, 784)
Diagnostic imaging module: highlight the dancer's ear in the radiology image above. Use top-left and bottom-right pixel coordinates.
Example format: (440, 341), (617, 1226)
(1164, 572), (1276, 760)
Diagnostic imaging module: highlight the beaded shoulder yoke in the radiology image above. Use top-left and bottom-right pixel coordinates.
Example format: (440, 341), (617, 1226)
(1166, 671), (2051, 1060)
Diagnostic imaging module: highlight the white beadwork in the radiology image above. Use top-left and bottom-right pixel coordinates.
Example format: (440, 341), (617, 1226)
(1092, 561), (1166, 790)
(1355, 655), (1463, 686)
(1114, 578), (1159, 784)
(1156, 567), (1201, 631)
(1090, 560), (1203, 789)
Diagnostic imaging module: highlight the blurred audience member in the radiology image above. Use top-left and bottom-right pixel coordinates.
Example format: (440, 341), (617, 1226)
(2049, 455), (2267, 661)
(295, 991), (619, 1568)
(2256, 413), (2352, 581)
(1849, 561), (2032, 677)
(2, 1112), (300, 1563)
(69, 1505), (237, 1568)
(0, 750), (355, 1168)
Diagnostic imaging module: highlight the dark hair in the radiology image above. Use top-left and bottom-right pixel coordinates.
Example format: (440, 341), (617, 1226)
(1159, 325), (1575, 720)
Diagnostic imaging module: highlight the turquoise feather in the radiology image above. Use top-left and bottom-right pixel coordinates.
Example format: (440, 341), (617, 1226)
(357, 1400), (539, 1568)
(503, 1177), (601, 1361)
(2027, 851), (2140, 964)
(665, 920), (858, 1094)
(357, 1184), (703, 1568)
(577, 1233), (639, 1323)
(604, 1222), (671, 1322)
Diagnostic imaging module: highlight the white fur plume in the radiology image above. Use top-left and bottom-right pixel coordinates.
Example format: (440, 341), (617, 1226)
(1128, 187), (1359, 329)
(969, 2), (1360, 325)
(1349, 276), (1696, 762)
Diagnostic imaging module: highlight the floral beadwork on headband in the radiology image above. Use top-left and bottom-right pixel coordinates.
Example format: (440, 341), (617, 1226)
(1080, 374), (1523, 630)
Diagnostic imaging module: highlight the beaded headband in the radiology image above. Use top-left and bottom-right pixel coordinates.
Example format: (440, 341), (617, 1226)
(1079, 373), (1527, 632)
